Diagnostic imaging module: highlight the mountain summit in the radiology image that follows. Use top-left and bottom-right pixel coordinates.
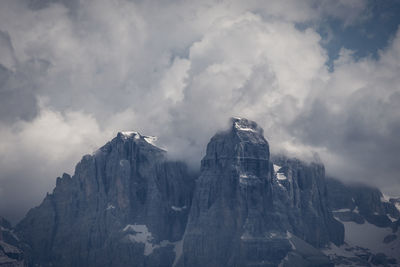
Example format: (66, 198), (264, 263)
(181, 117), (341, 267)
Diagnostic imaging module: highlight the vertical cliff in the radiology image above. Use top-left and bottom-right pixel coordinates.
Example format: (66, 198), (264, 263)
(179, 118), (343, 267)
(16, 132), (195, 267)
(14, 118), (347, 267)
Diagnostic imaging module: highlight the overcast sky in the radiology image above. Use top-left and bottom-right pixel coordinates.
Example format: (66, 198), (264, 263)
(1, 0), (400, 223)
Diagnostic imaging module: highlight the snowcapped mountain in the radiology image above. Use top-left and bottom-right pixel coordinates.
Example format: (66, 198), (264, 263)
(323, 178), (400, 266)
(16, 130), (196, 266)
(1, 118), (399, 266)
(181, 118), (342, 266)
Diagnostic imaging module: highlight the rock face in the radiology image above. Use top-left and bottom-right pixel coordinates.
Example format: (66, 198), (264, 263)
(16, 132), (196, 267)
(179, 118), (343, 267)
(326, 178), (399, 227)
(323, 178), (400, 266)
(0, 217), (24, 267)
(270, 157), (344, 248)
(12, 118), (358, 266)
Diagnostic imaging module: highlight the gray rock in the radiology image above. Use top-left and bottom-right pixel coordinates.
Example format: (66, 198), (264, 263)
(13, 118), (362, 267)
(16, 132), (195, 267)
(270, 156), (344, 247)
(324, 177), (400, 265)
(0, 217), (24, 267)
(332, 211), (364, 224)
(383, 234), (397, 244)
(326, 177), (400, 227)
(179, 118), (341, 267)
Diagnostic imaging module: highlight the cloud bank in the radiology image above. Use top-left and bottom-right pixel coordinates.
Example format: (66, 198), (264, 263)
(0, 0), (399, 222)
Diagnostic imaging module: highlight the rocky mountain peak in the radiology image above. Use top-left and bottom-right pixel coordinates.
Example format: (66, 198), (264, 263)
(231, 117), (263, 134)
(201, 117), (269, 173)
(12, 117), (399, 267)
(230, 117), (266, 144)
(116, 131), (164, 150)
(181, 119), (344, 267)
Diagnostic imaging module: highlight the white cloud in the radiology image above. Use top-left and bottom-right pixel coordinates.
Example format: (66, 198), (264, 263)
(160, 57), (191, 103)
(0, 0), (399, 221)
(290, 27), (400, 194)
(0, 101), (106, 177)
(171, 12), (327, 153)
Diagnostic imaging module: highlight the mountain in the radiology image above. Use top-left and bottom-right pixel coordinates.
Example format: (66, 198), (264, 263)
(16, 131), (196, 266)
(179, 118), (342, 267)
(0, 217), (24, 266)
(322, 178), (400, 266)
(2, 117), (399, 266)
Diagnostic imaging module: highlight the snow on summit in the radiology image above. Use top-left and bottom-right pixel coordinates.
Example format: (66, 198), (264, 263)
(118, 131), (164, 150)
(232, 117), (261, 134)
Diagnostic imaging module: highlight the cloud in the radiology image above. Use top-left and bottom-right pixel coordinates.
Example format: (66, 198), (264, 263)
(157, 12), (328, 165)
(0, 101), (111, 222)
(290, 29), (400, 195)
(0, 0), (399, 222)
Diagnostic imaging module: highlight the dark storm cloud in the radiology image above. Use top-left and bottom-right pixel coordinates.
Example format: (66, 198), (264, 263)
(0, 0), (399, 223)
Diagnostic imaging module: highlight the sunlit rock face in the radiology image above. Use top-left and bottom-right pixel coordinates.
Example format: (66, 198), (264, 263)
(16, 131), (196, 267)
(180, 118), (343, 267)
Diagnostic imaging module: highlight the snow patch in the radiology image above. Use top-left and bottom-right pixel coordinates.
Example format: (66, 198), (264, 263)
(395, 203), (400, 212)
(123, 224), (158, 256)
(286, 231), (296, 250)
(276, 172), (287, 180)
(381, 194), (390, 203)
(388, 214), (397, 222)
(123, 224), (155, 255)
(234, 121), (256, 132)
(240, 231), (253, 240)
(123, 224), (183, 259)
(171, 205), (187, 211)
(239, 172), (258, 185)
(273, 164), (287, 180)
(341, 220), (400, 261)
(144, 136), (157, 146)
(120, 131), (140, 139)
(106, 203), (115, 210)
(273, 164), (281, 172)
(333, 208), (351, 212)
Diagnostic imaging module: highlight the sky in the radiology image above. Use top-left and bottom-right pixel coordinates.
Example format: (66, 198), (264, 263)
(0, 0), (400, 223)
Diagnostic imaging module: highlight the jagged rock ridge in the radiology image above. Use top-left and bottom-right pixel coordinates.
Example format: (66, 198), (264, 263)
(179, 118), (342, 267)
(5, 117), (398, 266)
(16, 131), (196, 267)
